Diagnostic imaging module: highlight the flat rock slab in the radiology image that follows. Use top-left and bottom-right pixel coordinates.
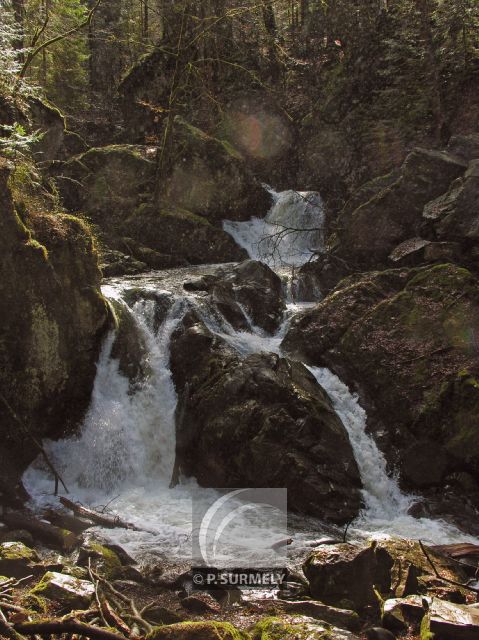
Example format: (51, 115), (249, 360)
(384, 595), (479, 639)
(276, 599), (361, 631)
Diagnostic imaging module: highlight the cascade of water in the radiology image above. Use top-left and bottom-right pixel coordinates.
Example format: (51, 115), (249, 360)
(223, 189), (325, 267)
(25, 188), (478, 556)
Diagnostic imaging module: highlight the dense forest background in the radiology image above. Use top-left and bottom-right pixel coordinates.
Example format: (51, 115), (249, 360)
(2, 0), (479, 208)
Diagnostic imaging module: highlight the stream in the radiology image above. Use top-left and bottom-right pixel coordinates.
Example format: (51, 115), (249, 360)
(24, 189), (478, 571)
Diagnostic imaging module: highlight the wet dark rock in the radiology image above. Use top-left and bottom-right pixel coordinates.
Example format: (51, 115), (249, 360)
(282, 263), (479, 505)
(200, 260), (285, 333)
(303, 543), (393, 612)
(400, 441), (449, 488)
(170, 316), (362, 523)
(110, 300), (150, 386)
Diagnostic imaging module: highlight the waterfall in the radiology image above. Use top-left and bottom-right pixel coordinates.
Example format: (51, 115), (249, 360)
(24, 188), (477, 558)
(223, 189), (325, 267)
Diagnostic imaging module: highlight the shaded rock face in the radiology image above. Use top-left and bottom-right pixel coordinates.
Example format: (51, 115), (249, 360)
(124, 205), (247, 267)
(170, 313), (362, 524)
(160, 117), (272, 222)
(303, 543), (393, 612)
(424, 159), (479, 247)
(282, 263), (479, 505)
(0, 159), (108, 503)
(337, 148), (467, 269)
(57, 144), (156, 224)
(55, 143), (250, 268)
(186, 260), (285, 334)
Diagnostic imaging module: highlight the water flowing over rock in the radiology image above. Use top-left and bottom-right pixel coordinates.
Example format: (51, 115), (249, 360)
(282, 263), (479, 528)
(170, 313), (362, 524)
(184, 259), (285, 333)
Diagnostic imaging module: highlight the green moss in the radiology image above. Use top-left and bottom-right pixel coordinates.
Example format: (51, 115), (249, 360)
(26, 237), (48, 261)
(87, 543), (122, 580)
(420, 612), (434, 640)
(251, 617), (331, 640)
(0, 542), (37, 562)
(147, 621), (250, 640)
(21, 593), (48, 613)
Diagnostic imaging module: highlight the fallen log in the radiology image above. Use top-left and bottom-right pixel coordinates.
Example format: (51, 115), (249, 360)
(1, 511), (78, 551)
(14, 619), (125, 640)
(59, 497), (150, 533)
(45, 509), (94, 534)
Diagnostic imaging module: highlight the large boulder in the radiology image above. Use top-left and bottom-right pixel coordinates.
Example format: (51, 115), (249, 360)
(282, 263), (479, 506)
(170, 314), (362, 523)
(123, 204), (247, 266)
(424, 160), (479, 248)
(57, 144), (156, 225)
(55, 143), (249, 267)
(335, 149), (467, 269)
(185, 260), (285, 333)
(160, 117), (271, 222)
(0, 159), (108, 504)
(303, 543), (393, 612)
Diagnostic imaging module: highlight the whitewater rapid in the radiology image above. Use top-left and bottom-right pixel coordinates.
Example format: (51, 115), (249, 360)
(24, 189), (478, 567)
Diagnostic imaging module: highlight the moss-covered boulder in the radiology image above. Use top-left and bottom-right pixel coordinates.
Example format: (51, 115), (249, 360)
(0, 542), (39, 578)
(170, 314), (362, 523)
(58, 144), (155, 226)
(78, 542), (123, 580)
(282, 263), (479, 507)
(30, 571), (94, 609)
(251, 615), (360, 640)
(147, 621), (250, 640)
(0, 159), (108, 503)
(160, 117), (271, 222)
(123, 204), (247, 265)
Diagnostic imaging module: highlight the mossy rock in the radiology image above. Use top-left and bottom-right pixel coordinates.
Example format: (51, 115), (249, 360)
(30, 571), (94, 609)
(250, 616), (353, 640)
(79, 542), (123, 580)
(0, 541), (39, 578)
(146, 621), (250, 640)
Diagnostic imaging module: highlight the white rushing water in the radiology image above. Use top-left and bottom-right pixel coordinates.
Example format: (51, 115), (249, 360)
(24, 188), (477, 567)
(223, 188), (325, 267)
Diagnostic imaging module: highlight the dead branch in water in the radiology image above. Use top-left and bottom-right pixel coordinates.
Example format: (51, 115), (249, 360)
(59, 496), (153, 533)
